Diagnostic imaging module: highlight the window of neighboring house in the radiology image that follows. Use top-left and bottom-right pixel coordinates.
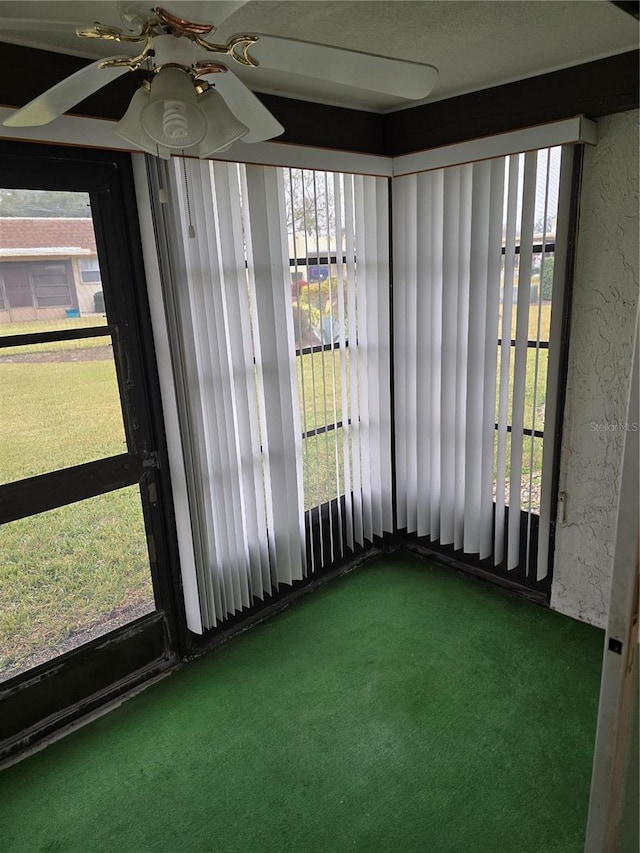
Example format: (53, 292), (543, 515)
(29, 262), (73, 307)
(79, 257), (101, 284)
(0, 274), (5, 310)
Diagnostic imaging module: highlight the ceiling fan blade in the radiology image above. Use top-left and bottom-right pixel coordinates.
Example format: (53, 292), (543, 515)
(0, 17), (80, 33)
(212, 71), (284, 144)
(3, 59), (133, 127)
(249, 35), (438, 101)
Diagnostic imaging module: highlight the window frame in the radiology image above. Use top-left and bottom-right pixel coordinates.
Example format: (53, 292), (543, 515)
(0, 140), (187, 761)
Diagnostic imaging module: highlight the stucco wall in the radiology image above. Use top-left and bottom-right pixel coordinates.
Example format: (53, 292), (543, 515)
(551, 109), (639, 628)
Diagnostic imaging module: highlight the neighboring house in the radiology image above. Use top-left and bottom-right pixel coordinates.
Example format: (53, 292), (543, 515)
(0, 217), (102, 323)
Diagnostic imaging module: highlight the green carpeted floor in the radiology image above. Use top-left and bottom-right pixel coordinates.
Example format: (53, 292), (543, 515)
(0, 556), (603, 853)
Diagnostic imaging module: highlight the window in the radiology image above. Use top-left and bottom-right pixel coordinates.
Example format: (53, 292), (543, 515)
(393, 144), (573, 590)
(79, 257), (101, 284)
(149, 158), (392, 629)
(0, 147), (179, 753)
(29, 262), (73, 307)
(282, 167), (392, 570)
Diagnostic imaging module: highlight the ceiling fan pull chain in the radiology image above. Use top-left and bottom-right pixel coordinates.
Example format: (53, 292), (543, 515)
(181, 154), (196, 239)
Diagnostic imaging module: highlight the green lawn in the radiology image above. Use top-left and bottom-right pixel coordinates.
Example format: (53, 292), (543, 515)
(0, 489), (152, 675)
(0, 340), (153, 679)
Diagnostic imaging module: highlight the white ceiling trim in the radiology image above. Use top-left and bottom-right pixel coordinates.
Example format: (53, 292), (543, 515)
(0, 109), (598, 177)
(0, 107), (393, 177)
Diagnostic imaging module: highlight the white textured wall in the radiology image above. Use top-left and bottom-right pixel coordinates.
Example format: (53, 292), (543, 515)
(551, 109), (639, 628)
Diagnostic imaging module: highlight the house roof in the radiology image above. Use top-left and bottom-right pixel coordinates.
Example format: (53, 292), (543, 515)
(0, 217), (97, 254)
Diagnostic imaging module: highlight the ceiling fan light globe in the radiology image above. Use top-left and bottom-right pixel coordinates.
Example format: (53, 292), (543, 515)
(113, 87), (171, 159)
(141, 67), (206, 149)
(195, 87), (250, 158)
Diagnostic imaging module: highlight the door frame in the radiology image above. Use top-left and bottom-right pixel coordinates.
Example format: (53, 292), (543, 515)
(0, 141), (187, 760)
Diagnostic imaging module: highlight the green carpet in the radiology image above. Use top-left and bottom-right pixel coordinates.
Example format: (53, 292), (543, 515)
(0, 556), (603, 853)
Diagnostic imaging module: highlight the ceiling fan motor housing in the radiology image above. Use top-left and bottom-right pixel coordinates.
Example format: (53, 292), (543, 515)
(150, 33), (199, 73)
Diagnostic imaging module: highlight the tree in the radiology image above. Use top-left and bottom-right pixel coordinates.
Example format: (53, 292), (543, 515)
(283, 169), (336, 239)
(0, 189), (91, 217)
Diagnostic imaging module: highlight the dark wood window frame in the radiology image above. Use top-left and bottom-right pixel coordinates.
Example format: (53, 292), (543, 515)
(0, 140), (188, 760)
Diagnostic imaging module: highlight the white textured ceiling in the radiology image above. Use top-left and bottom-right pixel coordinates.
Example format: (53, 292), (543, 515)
(0, 1), (637, 111)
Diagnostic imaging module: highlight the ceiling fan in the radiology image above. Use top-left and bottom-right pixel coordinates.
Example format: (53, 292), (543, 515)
(1, 3), (439, 160)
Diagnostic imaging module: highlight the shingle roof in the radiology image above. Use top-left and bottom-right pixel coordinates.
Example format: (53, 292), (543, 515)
(0, 218), (97, 252)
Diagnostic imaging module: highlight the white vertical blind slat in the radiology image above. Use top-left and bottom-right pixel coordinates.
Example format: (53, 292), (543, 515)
(199, 163), (248, 613)
(415, 172), (432, 537)
(211, 161), (271, 600)
(429, 170), (444, 540)
(480, 159), (506, 560)
(440, 167), (460, 545)
(393, 176), (409, 531)
(354, 175), (374, 542)
(507, 150), (537, 570)
(244, 164), (306, 586)
(333, 173), (353, 552)
(375, 178), (393, 534)
(464, 160), (491, 554)
(454, 165), (472, 551)
(344, 176), (365, 547)
(525, 149), (552, 576)
(494, 154), (520, 565)
(324, 172), (343, 558)
(404, 175), (419, 534)
(170, 159), (224, 622)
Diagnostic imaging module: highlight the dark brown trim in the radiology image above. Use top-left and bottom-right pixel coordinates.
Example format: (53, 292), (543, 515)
(2, 42), (637, 158)
(399, 541), (548, 606)
(0, 454), (144, 524)
(610, 1), (640, 21)
(0, 325), (112, 348)
(384, 50), (640, 157)
(0, 612), (173, 760)
(257, 93), (385, 155)
(400, 504), (551, 600)
(0, 141), (189, 759)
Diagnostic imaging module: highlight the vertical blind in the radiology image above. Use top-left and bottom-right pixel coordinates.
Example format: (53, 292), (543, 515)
(283, 169), (393, 573)
(155, 158), (304, 629)
(393, 145), (573, 580)
(149, 159), (392, 630)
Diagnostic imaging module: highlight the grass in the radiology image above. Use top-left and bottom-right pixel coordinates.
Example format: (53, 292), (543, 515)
(1, 357), (126, 481)
(0, 489), (153, 675)
(0, 338), (153, 679)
